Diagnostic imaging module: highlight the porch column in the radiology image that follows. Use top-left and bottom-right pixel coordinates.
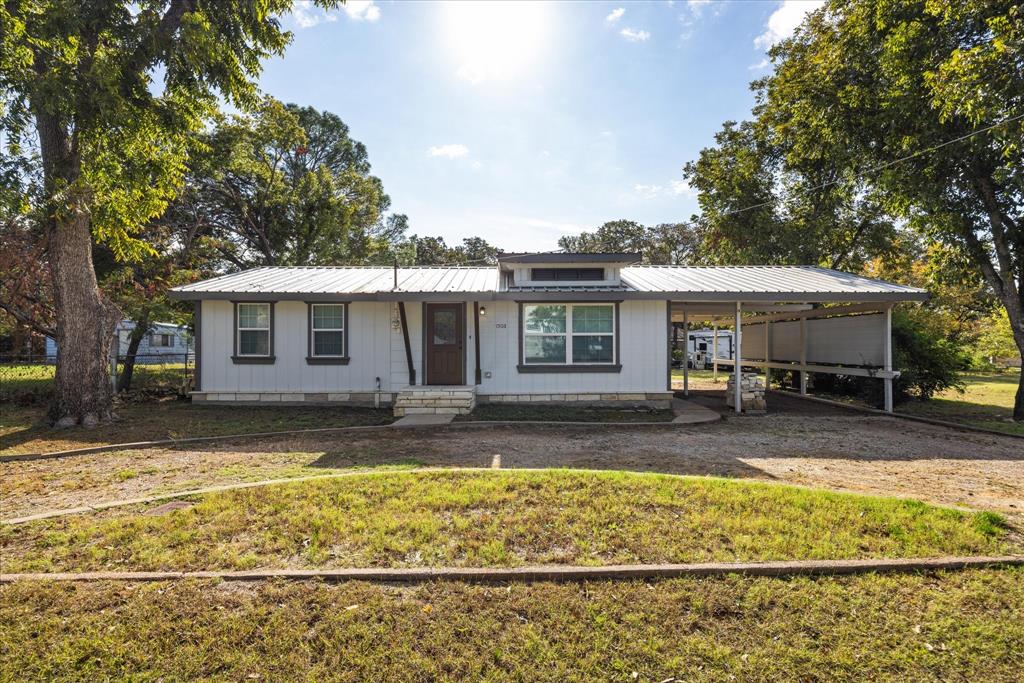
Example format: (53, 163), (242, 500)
(712, 322), (718, 382)
(799, 314), (808, 395)
(682, 308), (689, 396)
(734, 301), (742, 414)
(763, 319), (771, 393)
(883, 305), (893, 413)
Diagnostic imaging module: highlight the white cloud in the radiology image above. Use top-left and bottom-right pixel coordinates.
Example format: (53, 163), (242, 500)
(754, 0), (823, 50)
(344, 0), (381, 22)
(686, 0), (712, 15)
(605, 7), (626, 23)
(678, 0), (723, 40)
(670, 179), (696, 197)
(620, 27), (651, 42)
(633, 183), (665, 198)
(428, 144), (470, 159)
(633, 179), (696, 199)
(291, 1), (337, 28)
(290, 0), (380, 28)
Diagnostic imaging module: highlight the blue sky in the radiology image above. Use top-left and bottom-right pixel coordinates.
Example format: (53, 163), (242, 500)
(262, 1), (823, 252)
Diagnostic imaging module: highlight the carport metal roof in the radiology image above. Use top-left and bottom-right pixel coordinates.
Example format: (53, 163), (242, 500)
(170, 264), (927, 303)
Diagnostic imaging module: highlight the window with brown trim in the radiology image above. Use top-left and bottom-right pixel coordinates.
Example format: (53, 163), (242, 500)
(518, 302), (621, 373)
(307, 303), (350, 364)
(232, 302), (275, 364)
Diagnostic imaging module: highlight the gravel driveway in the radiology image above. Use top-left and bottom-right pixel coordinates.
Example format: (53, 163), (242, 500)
(3, 394), (1022, 526)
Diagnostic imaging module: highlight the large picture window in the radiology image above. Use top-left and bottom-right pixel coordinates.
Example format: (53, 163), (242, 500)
(310, 303), (346, 358)
(236, 303), (271, 357)
(522, 303), (617, 368)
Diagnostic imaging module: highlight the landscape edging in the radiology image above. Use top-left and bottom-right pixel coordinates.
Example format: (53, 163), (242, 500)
(2, 556), (1021, 585)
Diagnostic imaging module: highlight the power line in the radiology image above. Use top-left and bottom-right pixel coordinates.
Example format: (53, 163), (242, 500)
(682, 112), (1024, 224)
(406, 112), (1024, 266)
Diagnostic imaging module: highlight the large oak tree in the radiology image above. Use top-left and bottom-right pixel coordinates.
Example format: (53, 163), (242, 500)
(686, 0), (1023, 419)
(0, 1), (338, 426)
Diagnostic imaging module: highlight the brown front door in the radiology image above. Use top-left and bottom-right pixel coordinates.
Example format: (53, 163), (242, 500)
(425, 303), (464, 385)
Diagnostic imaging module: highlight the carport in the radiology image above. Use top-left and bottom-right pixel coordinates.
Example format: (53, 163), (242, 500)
(639, 266), (931, 414)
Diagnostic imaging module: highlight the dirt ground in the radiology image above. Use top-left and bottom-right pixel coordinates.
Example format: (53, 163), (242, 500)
(3, 391), (1022, 527)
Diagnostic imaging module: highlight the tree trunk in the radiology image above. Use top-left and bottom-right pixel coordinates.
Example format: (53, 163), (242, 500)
(1012, 323), (1024, 421)
(47, 209), (122, 428)
(117, 319), (149, 393)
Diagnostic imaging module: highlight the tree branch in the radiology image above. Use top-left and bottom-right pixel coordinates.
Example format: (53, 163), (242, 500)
(0, 300), (56, 339)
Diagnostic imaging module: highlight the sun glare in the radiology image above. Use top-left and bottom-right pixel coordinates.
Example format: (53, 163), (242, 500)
(441, 1), (553, 85)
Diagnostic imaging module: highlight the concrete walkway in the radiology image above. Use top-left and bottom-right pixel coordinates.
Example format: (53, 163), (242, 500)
(671, 397), (721, 424)
(391, 413), (455, 428)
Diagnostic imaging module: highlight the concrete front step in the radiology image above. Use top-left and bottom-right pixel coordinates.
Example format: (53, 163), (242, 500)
(394, 385), (477, 417)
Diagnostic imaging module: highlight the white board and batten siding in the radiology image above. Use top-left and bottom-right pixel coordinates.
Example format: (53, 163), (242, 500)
(199, 299), (668, 397)
(740, 313), (886, 367)
(200, 300), (392, 394)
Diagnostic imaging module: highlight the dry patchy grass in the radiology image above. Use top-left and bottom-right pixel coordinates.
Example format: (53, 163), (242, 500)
(1, 570), (1022, 681)
(1, 470), (1011, 573)
(0, 402), (395, 456)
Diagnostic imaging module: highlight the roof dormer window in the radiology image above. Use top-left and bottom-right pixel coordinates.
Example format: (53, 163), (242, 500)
(530, 267), (605, 281)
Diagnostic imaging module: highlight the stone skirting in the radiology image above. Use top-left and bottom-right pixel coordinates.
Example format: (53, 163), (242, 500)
(477, 392), (673, 409)
(191, 392), (394, 405)
(394, 386), (476, 416)
(191, 390), (673, 411)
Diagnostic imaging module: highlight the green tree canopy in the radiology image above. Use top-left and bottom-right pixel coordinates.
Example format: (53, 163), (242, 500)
(0, 0), (340, 425)
(684, 0), (1024, 418)
(558, 220), (699, 264)
(171, 98), (401, 268)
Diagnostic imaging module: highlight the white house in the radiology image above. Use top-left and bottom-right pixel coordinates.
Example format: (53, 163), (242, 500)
(169, 253), (928, 414)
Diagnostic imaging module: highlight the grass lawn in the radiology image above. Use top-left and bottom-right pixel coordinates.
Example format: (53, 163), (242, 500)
(0, 362), (189, 403)
(899, 370), (1023, 436)
(2, 470), (1012, 573)
(0, 401), (395, 456)
(2, 570), (1022, 681)
(455, 404), (676, 422)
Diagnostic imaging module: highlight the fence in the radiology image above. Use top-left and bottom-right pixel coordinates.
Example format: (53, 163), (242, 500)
(0, 353), (195, 405)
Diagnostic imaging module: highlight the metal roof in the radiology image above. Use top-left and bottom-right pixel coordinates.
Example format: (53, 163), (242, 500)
(619, 266), (925, 297)
(170, 264), (927, 302)
(171, 266), (499, 296)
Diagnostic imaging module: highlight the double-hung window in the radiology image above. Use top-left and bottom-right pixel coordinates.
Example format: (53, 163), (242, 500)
(308, 303), (347, 362)
(522, 303), (617, 368)
(235, 302), (272, 360)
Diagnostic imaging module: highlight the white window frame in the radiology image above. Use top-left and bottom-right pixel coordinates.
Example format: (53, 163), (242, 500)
(236, 302), (272, 358)
(522, 302), (616, 366)
(150, 332), (173, 348)
(309, 303), (347, 358)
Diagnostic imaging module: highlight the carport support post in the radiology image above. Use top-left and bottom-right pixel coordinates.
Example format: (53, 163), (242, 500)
(734, 301), (742, 414)
(712, 323), (718, 382)
(884, 305), (893, 413)
(799, 315), (808, 395)
(682, 309), (689, 396)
